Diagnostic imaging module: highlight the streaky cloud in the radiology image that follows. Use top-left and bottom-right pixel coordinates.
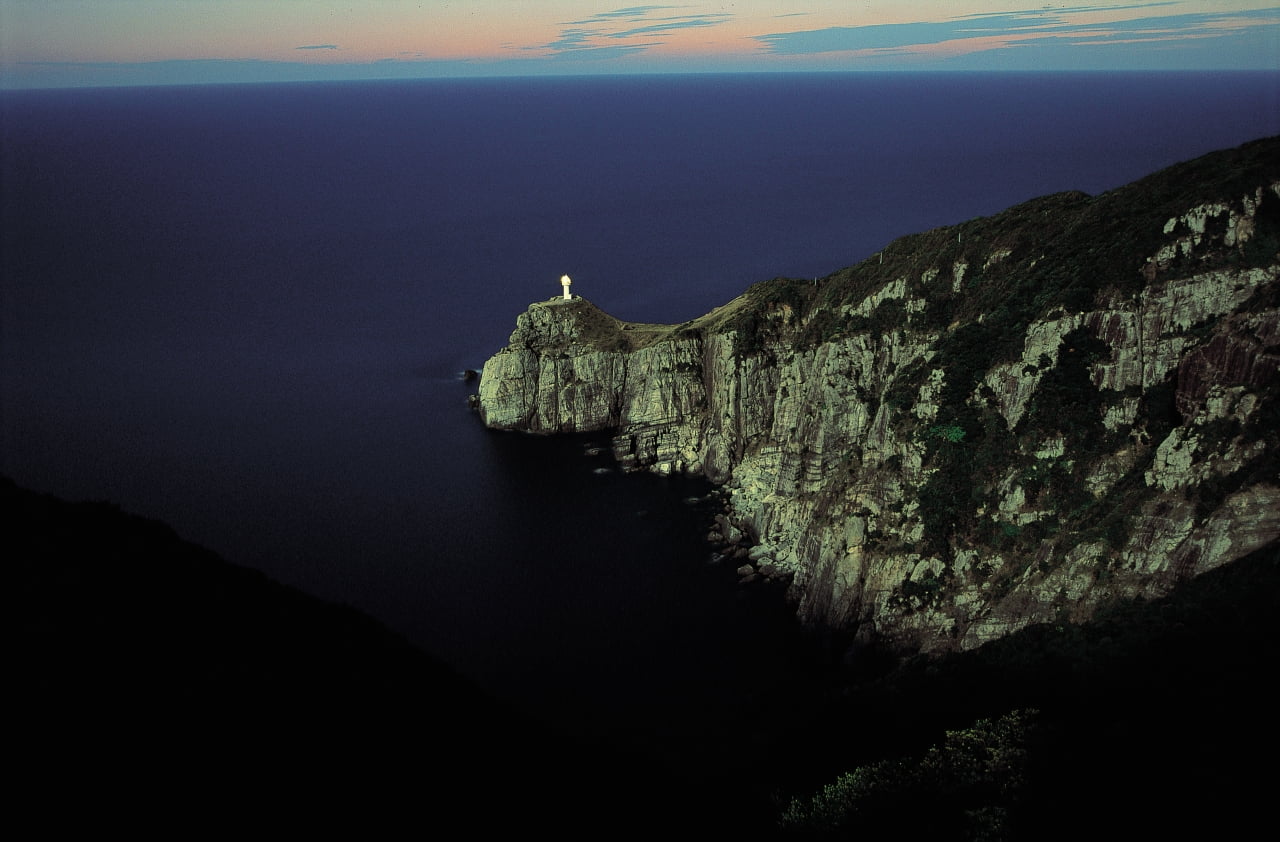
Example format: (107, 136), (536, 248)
(609, 17), (731, 39)
(755, 6), (1280, 56)
(296, 44), (339, 51)
(590, 5), (681, 20)
(756, 20), (975, 54)
(544, 5), (734, 57)
(548, 44), (650, 61)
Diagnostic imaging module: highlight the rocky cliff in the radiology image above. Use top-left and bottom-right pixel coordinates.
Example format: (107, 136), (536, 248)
(476, 136), (1280, 656)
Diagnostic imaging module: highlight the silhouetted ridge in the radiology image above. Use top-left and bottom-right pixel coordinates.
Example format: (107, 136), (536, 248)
(6, 476), (728, 836)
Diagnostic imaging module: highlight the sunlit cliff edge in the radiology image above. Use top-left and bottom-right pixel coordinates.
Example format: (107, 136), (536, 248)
(475, 136), (1280, 658)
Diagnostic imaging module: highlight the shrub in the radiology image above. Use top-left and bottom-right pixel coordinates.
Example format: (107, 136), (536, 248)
(779, 709), (1039, 838)
(930, 424), (967, 443)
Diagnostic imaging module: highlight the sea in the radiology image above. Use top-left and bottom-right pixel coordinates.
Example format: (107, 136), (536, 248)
(3, 71), (1278, 757)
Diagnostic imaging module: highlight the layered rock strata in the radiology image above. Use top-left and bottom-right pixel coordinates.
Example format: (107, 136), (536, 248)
(476, 137), (1280, 655)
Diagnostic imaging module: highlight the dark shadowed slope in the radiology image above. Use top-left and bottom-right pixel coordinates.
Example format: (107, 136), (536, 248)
(6, 476), (761, 837)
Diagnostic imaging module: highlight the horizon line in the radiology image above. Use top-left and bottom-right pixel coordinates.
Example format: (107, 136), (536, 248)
(5, 64), (1278, 92)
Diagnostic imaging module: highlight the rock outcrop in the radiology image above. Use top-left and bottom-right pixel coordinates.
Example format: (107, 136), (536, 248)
(476, 136), (1280, 656)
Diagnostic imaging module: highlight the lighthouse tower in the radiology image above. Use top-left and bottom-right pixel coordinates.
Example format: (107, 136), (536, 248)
(560, 274), (572, 300)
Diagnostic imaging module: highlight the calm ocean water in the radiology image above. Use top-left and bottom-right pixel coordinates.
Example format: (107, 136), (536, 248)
(3, 72), (1278, 741)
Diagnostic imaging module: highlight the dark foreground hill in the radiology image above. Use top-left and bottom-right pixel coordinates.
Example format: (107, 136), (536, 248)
(5, 476), (740, 836)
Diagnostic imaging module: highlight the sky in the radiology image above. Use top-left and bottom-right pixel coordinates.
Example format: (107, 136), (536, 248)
(1, 1), (1278, 88)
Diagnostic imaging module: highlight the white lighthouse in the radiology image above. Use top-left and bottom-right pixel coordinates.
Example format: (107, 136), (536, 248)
(560, 274), (572, 300)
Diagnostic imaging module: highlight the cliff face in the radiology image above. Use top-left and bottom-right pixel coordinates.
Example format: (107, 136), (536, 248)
(477, 137), (1280, 655)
